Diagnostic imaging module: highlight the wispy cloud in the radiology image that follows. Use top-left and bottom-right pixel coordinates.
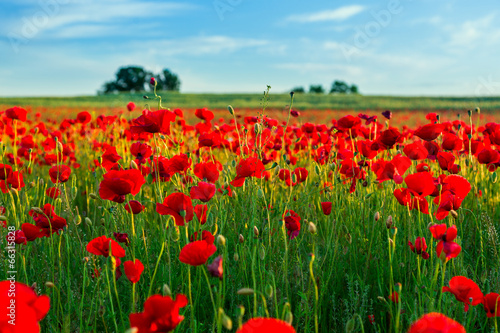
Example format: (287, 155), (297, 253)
(285, 5), (365, 23)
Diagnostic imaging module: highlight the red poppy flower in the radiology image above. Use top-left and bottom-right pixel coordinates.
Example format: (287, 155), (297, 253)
(337, 115), (361, 130)
(179, 237), (217, 266)
(168, 154), (191, 175)
(377, 128), (400, 149)
(127, 102), (136, 112)
(125, 200), (145, 214)
(7, 229), (26, 245)
(0, 281), (50, 333)
(30, 203), (67, 237)
(99, 169), (145, 203)
(0, 164), (13, 181)
(407, 312), (465, 333)
(198, 132), (221, 148)
(389, 291), (399, 303)
(483, 293), (500, 317)
(113, 232), (130, 246)
(195, 108), (214, 122)
(237, 318), (296, 333)
(76, 111), (92, 124)
(124, 259), (144, 283)
(231, 157), (265, 187)
(86, 235), (126, 258)
(22, 223), (42, 242)
(156, 192), (194, 226)
(404, 172), (435, 197)
(48, 165), (71, 183)
(129, 294), (188, 333)
(441, 133), (462, 151)
(194, 162), (220, 183)
(130, 142), (152, 165)
(429, 224), (461, 261)
(284, 210), (301, 239)
(403, 142), (429, 160)
(357, 140), (379, 159)
(436, 152), (455, 172)
(321, 202), (332, 216)
(46, 187), (61, 198)
(101, 146), (122, 171)
(207, 255), (223, 279)
(414, 123), (445, 141)
(372, 155), (411, 183)
(442, 276), (483, 312)
(293, 167), (308, 184)
(190, 182), (216, 202)
(0, 171), (25, 193)
(194, 204), (208, 224)
(130, 109), (176, 135)
(5, 106), (28, 122)
(408, 237), (429, 259)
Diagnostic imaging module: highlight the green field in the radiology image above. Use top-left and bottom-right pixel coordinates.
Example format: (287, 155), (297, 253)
(1, 92), (500, 112)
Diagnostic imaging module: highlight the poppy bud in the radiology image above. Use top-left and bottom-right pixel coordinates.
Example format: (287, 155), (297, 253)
(237, 288), (254, 295)
(253, 226), (259, 237)
(57, 141), (64, 152)
(467, 109), (472, 117)
(227, 105), (235, 115)
(374, 212), (380, 222)
(265, 284), (273, 298)
(74, 215), (82, 225)
(125, 328), (138, 333)
(221, 311), (233, 330)
(130, 160), (139, 170)
(284, 308), (293, 325)
(475, 107), (480, 114)
(162, 284), (172, 296)
(89, 193), (98, 200)
(450, 210), (458, 219)
(31, 207), (44, 214)
(239, 234), (244, 243)
(217, 234), (226, 247)
(10, 188), (18, 196)
(45, 282), (55, 288)
(39, 178), (44, 186)
(346, 318), (356, 333)
(0, 216), (6, 221)
(394, 282), (402, 293)
(258, 245), (265, 260)
(308, 222), (317, 234)
(377, 296), (387, 303)
(233, 252), (239, 261)
(386, 215), (393, 228)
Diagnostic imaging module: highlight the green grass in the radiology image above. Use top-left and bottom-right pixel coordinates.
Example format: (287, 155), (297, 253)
(1, 92), (500, 111)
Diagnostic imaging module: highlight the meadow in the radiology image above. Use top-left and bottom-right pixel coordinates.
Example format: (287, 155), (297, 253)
(1, 89), (500, 332)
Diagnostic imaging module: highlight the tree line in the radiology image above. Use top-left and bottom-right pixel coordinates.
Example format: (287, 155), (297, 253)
(100, 66), (180, 94)
(293, 81), (359, 94)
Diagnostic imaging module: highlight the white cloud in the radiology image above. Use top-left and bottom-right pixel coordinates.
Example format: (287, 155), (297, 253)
(447, 14), (499, 48)
(285, 5), (365, 23)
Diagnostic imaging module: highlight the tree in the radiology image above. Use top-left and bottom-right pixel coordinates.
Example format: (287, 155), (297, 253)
(157, 69), (181, 92)
(309, 85), (325, 94)
(291, 86), (305, 93)
(101, 66), (181, 94)
(329, 80), (360, 94)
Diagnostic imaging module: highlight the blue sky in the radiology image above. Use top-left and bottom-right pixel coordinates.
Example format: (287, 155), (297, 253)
(1, 0), (499, 96)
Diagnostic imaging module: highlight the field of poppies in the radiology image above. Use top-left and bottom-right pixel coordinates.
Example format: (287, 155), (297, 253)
(1, 88), (500, 332)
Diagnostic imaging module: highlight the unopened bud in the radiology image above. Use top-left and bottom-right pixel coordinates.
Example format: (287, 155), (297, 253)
(125, 328), (138, 333)
(45, 282), (55, 288)
(265, 284), (273, 298)
(239, 234), (244, 243)
(394, 282), (402, 293)
(217, 234), (226, 247)
(386, 215), (393, 228)
(31, 207), (44, 214)
(162, 284), (172, 296)
(85, 217), (92, 225)
(233, 252), (239, 261)
(237, 288), (254, 295)
(227, 105), (235, 115)
(253, 226), (259, 237)
(450, 210), (458, 219)
(89, 193), (98, 200)
(346, 318), (356, 333)
(130, 160), (139, 170)
(221, 311), (233, 330)
(308, 222), (317, 234)
(0, 216), (6, 221)
(57, 141), (64, 152)
(374, 212), (380, 222)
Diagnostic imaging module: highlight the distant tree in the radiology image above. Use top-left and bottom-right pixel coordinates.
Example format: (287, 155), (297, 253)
(101, 66), (181, 93)
(309, 85), (325, 94)
(156, 69), (181, 92)
(329, 80), (360, 94)
(292, 86), (305, 93)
